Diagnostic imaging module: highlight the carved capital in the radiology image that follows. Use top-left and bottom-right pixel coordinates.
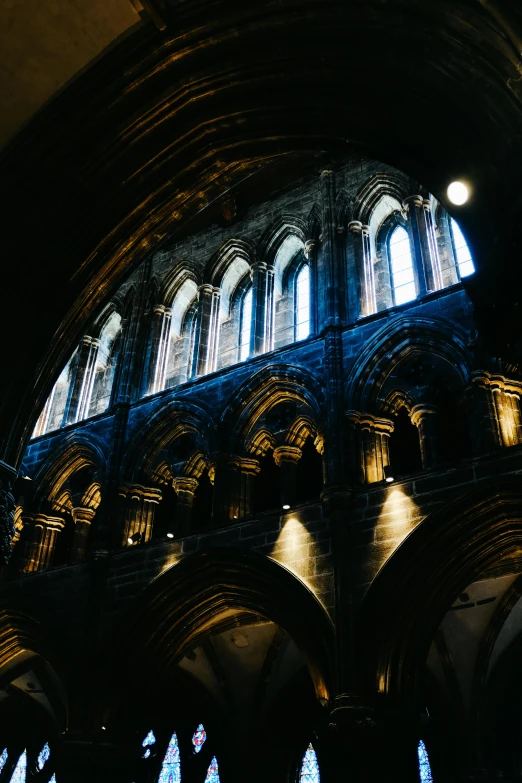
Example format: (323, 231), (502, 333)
(348, 220), (363, 235)
(172, 477), (199, 497)
(410, 404), (438, 428)
(402, 194), (424, 211)
(71, 507), (97, 526)
(273, 445), (302, 466)
(304, 239), (319, 259)
(345, 411), (395, 435)
(228, 456), (261, 476)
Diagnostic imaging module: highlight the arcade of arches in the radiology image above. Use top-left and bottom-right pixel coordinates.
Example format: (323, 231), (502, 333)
(2, 3), (522, 783)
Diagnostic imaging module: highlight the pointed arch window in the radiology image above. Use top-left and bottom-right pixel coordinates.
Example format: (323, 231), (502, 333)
(450, 218), (474, 278)
(295, 264), (310, 340)
(204, 756), (220, 783)
(38, 743), (50, 770)
(299, 743), (320, 783)
(389, 226), (416, 305)
(0, 749), (7, 774)
(9, 750), (26, 783)
(417, 740), (433, 783)
(239, 286), (253, 361)
(158, 733), (181, 783)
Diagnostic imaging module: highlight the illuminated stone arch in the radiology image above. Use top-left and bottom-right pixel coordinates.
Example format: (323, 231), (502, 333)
(352, 171), (411, 226)
(356, 479), (522, 707)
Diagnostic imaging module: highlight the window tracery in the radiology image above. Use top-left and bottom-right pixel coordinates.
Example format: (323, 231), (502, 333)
(299, 743), (320, 783)
(158, 732), (181, 783)
(417, 740), (433, 783)
(192, 723), (206, 753)
(9, 750), (26, 783)
(37, 742), (50, 770)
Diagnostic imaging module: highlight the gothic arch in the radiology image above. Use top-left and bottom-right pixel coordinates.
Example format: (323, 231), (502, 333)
(122, 401), (216, 485)
(345, 315), (472, 414)
(220, 364), (325, 452)
(158, 262), (201, 307)
(259, 215), (308, 266)
(352, 171), (412, 225)
(206, 238), (255, 288)
(356, 479), (522, 708)
(31, 434), (106, 510)
(89, 296), (124, 339)
(111, 547), (335, 703)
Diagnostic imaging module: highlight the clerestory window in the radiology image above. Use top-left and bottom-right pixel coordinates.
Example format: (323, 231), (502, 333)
(389, 225), (416, 305)
(295, 264), (310, 340)
(450, 218), (474, 278)
(239, 286), (253, 361)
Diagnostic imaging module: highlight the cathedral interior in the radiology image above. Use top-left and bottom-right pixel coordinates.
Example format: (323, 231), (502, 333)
(1, 1), (522, 782)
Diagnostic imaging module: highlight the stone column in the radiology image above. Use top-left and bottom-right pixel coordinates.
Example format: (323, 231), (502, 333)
(251, 261), (275, 355)
(70, 507), (97, 561)
(65, 336), (100, 425)
(464, 372), (509, 455)
(172, 477), (199, 536)
(403, 195), (441, 297)
(273, 445), (302, 507)
(422, 198), (443, 290)
(228, 457), (261, 519)
(348, 221), (375, 319)
(411, 404), (438, 469)
(0, 461), (16, 566)
(317, 170), (346, 328)
(24, 514), (65, 572)
(119, 484), (162, 546)
(346, 413), (394, 483)
(194, 284), (221, 376)
(146, 304), (172, 394)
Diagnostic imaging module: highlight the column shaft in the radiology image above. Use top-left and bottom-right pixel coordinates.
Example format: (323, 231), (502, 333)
(403, 195), (440, 297)
(71, 507), (96, 561)
(195, 285), (221, 376)
(252, 262), (274, 355)
(65, 337), (99, 425)
(317, 170), (346, 328)
(411, 405), (438, 469)
(147, 305), (172, 394)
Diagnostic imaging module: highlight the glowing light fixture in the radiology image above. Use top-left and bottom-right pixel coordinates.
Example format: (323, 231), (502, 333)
(282, 504), (291, 510)
(166, 532), (174, 539)
(128, 532), (142, 545)
(447, 181), (469, 205)
(384, 465), (394, 483)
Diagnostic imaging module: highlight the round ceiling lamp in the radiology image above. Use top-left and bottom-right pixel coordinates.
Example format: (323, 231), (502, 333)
(447, 181), (469, 205)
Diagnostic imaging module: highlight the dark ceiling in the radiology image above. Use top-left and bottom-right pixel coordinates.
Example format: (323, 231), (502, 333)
(1, 0), (522, 467)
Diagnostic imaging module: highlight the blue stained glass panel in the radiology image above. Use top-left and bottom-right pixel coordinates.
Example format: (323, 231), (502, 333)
(9, 750), (26, 783)
(142, 730), (156, 747)
(204, 756), (220, 783)
(38, 742), (50, 770)
(192, 724), (206, 754)
(49, 776), (57, 783)
(158, 733), (181, 783)
(417, 740), (433, 783)
(299, 744), (320, 783)
(0, 749), (8, 773)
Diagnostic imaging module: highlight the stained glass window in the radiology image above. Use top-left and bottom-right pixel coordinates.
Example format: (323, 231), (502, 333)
(417, 740), (433, 783)
(158, 733), (181, 783)
(9, 750), (26, 783)
(389, 226), (416, 305)
(38, 742), (50, 770)
(299, 743), (320, 783)
(295, 264), (310, 340)
(192, 724), (206, 754)
(0, 748), (7, 773)
(204, 756), (220, 783)
(49, 776), (57, 783)
(142, 729), (156, 758)
(450, 218), (474, 278)
(239, 287), (253, 361)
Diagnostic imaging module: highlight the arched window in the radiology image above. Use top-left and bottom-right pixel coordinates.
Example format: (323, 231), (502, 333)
(450, 218), (474, 278)
(417, 740), (433, 783)
(299, 744), (320, 783)
(38, 742), (50, 770)
(88, 311), (122, 417)
(389, 226), (416, 305)
(9, 750), (26, 783)
(0, 749), (7, 773)
(204, 756), (220, 783)
(158, 733), (181, 783)
(239, 286), (253, 361)
(295, 264), (310, 340)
